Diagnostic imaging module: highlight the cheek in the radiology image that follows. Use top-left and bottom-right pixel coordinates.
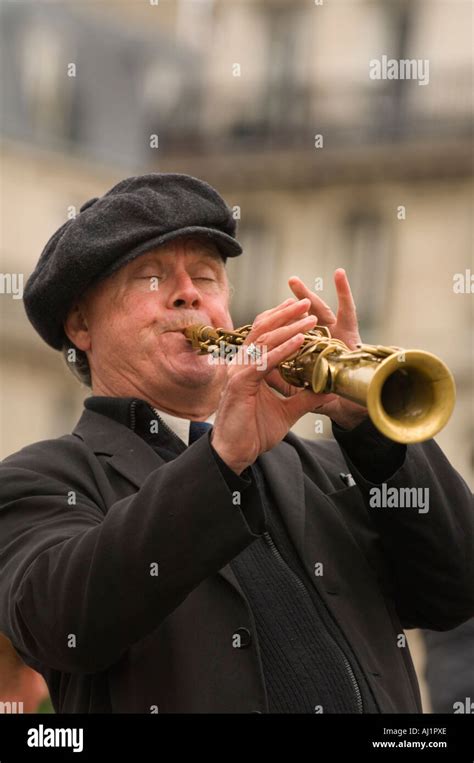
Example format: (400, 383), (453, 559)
(91, 294), (157, 349)
(217, 308), (233, 330)
(209, 297), (232, 326)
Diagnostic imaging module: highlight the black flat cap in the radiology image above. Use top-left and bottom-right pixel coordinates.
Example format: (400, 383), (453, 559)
(24, 172), (243, 350)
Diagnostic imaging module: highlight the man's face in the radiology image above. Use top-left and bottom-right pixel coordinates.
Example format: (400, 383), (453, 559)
(68, 236), (234, 399)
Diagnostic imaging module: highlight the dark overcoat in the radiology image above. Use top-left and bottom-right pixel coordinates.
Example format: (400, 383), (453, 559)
(0, 408), (472, 713)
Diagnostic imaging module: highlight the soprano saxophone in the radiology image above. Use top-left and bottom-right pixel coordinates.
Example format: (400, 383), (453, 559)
(183, 323), (455, 444)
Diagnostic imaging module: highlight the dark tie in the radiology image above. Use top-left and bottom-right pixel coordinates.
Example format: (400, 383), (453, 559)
(188, 421), (213, 445)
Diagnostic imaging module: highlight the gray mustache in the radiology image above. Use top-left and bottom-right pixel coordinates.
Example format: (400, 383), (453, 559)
(161, 316), (211, 333)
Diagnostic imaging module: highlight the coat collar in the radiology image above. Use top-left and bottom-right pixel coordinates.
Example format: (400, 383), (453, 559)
(72, 407), (383, 636)
(72, 409), (306, 533)
(73, 407), (171, 486)
(71, 407), (308, 597)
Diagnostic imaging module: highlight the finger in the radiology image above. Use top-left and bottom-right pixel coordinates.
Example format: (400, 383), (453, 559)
(334, 269), (358, 331)
(282, 389), (334, 422)
(288, 276), (336, 326)
(262, 297), (310, 323)
(255, 314), (317, 352)
(228, 320), (306, 382)
(308, 392), (338, 410)
(265, 369), (296, 397)
(265, 297), (297, 315)
(260, 333), (306, 376)
(249, 298), (311, 339)
(256, 298), (297, 322)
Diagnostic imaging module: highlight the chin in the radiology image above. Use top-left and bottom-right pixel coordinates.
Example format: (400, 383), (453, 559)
(170, 354), (221, 387)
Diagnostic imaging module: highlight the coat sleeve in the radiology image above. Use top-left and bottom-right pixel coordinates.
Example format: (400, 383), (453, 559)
(334, 427), (474, 631)
(0, 435), (266, 675)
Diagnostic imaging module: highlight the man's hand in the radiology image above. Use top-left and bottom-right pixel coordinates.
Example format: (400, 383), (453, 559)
(211, 298), (328, 474)
(265, 269), (368, 431)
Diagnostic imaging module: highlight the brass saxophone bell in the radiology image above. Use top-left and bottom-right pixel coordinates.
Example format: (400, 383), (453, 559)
(183, 323), (456, 444)
(322, 348), (456, 444)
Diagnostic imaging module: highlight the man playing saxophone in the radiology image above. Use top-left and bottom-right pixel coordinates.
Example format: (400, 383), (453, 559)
(0, 173), (472, 714)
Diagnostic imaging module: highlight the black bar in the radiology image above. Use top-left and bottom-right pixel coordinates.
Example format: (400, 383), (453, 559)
(0, 713), (473, 761)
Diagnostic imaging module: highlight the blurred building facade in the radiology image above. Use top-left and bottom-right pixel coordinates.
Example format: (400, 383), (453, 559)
(0, 0), (472, 711)
(1, 0), (471, 479)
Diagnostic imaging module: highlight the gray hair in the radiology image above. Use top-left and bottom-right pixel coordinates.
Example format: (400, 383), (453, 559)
(62, 339), (92, 388)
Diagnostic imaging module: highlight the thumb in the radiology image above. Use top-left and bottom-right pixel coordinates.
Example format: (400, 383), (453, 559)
(283, 389), (329, 424)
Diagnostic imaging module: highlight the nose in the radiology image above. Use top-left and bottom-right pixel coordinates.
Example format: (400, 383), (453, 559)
(165, 270), (202, 310)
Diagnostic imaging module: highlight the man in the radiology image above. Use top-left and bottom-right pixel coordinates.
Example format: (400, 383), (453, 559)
(0, 633), (50, 713)
(0, 173), (472, 714)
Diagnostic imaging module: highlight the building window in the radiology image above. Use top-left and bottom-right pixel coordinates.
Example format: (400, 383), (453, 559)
(20, 21), (75, 141)
(261, 5), (311, 133)
(339, 210), (392, 339)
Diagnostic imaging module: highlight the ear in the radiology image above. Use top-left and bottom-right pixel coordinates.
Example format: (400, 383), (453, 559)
(63, 303), (91, 351)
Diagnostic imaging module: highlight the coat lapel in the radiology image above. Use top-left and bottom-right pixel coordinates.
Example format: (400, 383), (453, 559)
(259, 440), (307, 554)
(73, 408), (166, 487)
(221, 440), (314, 599)
(73, 408), (387, 648)
(72, 408), (248, 598)
(257, 437), (372, 598)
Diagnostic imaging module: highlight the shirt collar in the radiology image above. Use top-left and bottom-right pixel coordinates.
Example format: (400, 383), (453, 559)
(152, 407), (216, 445)
(84, 395), (215, 447)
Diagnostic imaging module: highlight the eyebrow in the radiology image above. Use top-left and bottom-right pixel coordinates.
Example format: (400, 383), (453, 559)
(191, 254), (223, 267)
(131, 251), (223, 271)
(184, 246), (223, 264)
(182, 238), (221, 257)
